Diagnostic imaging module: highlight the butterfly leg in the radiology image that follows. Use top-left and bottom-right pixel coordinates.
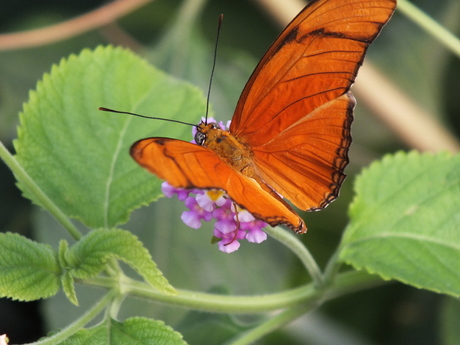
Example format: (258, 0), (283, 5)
(224, 202), (241, 246)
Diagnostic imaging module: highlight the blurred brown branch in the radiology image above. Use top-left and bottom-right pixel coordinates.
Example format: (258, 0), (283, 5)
(0, 0), (152, 51)
(253, 0), (460, 153)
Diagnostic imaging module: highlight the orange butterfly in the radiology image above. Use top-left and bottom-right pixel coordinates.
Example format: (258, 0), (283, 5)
(130, 0), (396, 234)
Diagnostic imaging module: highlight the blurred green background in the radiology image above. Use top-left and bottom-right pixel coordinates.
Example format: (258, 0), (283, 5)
(1, 0), (459, 344)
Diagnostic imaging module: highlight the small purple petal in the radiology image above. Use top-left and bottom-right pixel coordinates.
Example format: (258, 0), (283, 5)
(161, 182), (177, 197)
(212, 201), (232, 217)
(184, 196), (196, 209)
(214, 197), (227, 207)
(181, 197), (213, 228)
(240, 220), (268, 243)
(217, 120), (226, 130)
(218, 239), (240, 253)
(196, 193), (216, 212)
(245, 226), (268, 243)
(214, 229), (245, 253)
(205, 190), (227, 206)
(213, 205), (238, 234)
(213, 228), (245, 241)
(181, 210), (202, 229)
(235, 209), (255, 222)
(240, 219), (268, 230)
(176, 190), (190, 201)
(161, 182), (189, 201)
(202, 210), (214, 222)
(215, 219), (237, 234)
(219, 198), (234, 210)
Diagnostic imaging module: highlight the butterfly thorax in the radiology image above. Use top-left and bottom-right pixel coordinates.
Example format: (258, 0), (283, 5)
(195, 122), (256, 178)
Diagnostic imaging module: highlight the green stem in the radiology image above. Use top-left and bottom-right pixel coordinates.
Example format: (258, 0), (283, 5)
(0, 141), (82, 240)
(30, 289), (117, 344)
(322, 244), (342, 286)
(264, 226), (324, 287)
(398, 0), (460, 58)
(225, 304), (318, 345)
(83, 270), (386, 314)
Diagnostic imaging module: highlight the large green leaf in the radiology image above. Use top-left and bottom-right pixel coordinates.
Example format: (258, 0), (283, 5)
(65, 228), (176, 295)
(0, 232), (60, 301)
(339, 151), (460, 296)
(14, 46), (206, 229)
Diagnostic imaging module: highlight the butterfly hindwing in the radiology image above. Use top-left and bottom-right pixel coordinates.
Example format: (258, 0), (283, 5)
(131, 138), (306, 232)
(252, 93), (354, 211)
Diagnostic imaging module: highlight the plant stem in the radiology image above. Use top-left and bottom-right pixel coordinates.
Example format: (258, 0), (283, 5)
(323, 244), (342, 286)
(31, 289), (116, 344)
(264, 226), (324, 287)
(0, 141), (82, 240)
(83, 270), (386, 314)
(398, 0), (460, 58)
(225, 304), (318, 345)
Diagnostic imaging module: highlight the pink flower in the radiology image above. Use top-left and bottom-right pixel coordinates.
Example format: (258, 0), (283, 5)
(242, 220), (268, 243)
(214, 228), (246, 253)
(196, 189), (227, 210)
(160, 119), (268, 252)
(213, 200), (238, 234)
(163, 182), (268, 252)
(161, 182), (190, 201)
(181, 197), (213, 229)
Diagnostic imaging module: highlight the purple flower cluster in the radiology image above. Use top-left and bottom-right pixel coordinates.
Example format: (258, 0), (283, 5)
(161, 117), (267, 253)
(162, 182), (268, 253)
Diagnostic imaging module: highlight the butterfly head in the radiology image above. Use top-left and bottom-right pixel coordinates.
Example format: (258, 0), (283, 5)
(194, 122), (222, 146)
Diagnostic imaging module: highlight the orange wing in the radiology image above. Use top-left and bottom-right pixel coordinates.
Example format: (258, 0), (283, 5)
(131, 139), (306, 232)
(253, 92), (354, 211)
(129, 0), (396, 233)
(230, 0), (396, 145)
(229, 0), (396, 210)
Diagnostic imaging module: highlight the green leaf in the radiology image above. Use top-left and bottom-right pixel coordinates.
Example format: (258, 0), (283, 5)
(0, 232), (60, 301)
(58, 317), (187, 345)
(61, 270), (78, 306)
(65, 228), (176, 295)
(339, 151), (460, 297)
(14, 45), (206, 229)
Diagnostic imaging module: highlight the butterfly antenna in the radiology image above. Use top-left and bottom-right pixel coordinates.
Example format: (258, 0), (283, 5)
(98, 107), (196, 127)
(205, 14), (224, 125)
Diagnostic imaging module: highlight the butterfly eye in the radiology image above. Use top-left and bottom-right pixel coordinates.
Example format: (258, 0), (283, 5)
(194, 131), (206, 146)
(211, 123), (221, 129)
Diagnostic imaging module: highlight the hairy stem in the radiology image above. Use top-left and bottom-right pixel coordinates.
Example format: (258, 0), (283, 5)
(264, 226), (325, 287)
(83, 270), (386, 314)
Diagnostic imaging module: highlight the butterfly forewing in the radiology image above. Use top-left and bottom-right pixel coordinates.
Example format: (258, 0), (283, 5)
(230, 0), (397, 147)
(226, 0), (396, 213)
(252, 93), (355, 211)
